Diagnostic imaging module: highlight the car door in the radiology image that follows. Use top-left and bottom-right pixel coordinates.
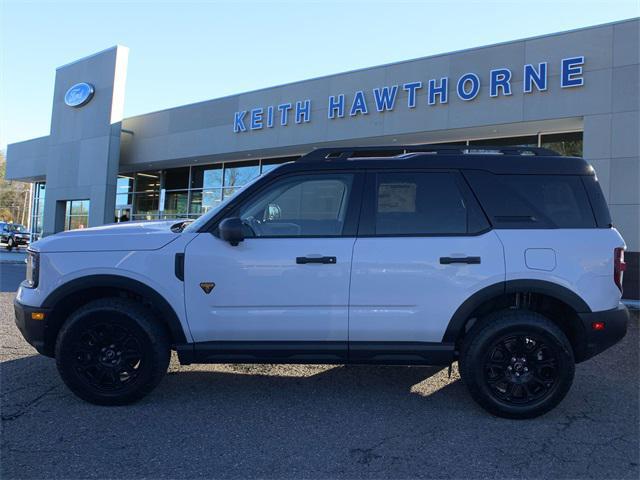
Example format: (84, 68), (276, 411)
(184, 171), (363, 362)
(348, 169), (505, 363)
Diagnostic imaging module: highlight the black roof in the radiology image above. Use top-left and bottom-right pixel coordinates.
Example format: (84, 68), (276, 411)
(283, 144), (593, 175)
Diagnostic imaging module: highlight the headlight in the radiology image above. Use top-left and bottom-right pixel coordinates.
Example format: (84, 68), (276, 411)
(25, 250), (39, 288)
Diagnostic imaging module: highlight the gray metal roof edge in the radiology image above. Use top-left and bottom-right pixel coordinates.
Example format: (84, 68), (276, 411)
(122, 17), (638, 122)
(55, 45), (128, 71)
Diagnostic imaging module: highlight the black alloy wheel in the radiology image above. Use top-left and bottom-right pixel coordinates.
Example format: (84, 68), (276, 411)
(460, 310), (575, 419)
(483, 333), (560, 406)
(71, 322), (144, 393)
(56, 298), (170, 405)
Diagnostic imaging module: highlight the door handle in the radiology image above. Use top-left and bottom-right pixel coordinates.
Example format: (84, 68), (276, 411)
(296, 256), (337, 264)
(440, 256), (481, 265)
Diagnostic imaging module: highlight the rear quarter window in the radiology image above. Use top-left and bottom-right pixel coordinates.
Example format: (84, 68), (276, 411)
(464, 171), (597, 229)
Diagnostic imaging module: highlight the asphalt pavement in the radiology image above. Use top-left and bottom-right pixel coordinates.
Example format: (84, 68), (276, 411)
(0, 264), (25, 292)
(1, 292), (638, 479)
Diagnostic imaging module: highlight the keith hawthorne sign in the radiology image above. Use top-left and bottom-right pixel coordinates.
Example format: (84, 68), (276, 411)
(233, 56), (585, 133)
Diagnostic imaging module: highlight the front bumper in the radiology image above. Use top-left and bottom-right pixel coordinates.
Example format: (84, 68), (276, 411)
(577, 302), (629, 362)
(14, 298), (49, 355)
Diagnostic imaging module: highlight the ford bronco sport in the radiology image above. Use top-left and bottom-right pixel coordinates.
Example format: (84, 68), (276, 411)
(14, 145), (629, 418)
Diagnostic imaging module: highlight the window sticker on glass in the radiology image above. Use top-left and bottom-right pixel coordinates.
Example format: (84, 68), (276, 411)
(378, 183), (417, 213)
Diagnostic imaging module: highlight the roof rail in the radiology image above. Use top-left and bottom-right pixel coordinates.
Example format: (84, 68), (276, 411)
(298, 144), (559, 162)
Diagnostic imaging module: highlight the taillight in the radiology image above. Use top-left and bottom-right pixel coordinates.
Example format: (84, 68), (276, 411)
(614, 247), (626, 294)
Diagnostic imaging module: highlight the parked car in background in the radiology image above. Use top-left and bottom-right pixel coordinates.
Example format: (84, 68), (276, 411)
(1, 222), (30, 250)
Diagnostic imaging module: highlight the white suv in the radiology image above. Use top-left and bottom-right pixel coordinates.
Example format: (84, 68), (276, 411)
(14, 145), (629, 418)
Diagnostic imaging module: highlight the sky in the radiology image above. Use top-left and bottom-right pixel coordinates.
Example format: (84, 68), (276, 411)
(1, 0), (638, 150)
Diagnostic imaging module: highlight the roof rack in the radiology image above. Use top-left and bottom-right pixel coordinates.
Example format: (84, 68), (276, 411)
(298, 144), (559, 162)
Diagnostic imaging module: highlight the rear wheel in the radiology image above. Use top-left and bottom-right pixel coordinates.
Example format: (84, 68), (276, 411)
(460, 310), (574, 419)
(55, 298), (170, 405)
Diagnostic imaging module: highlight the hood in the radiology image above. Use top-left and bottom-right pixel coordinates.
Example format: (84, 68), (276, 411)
(30, 220), (185, 253)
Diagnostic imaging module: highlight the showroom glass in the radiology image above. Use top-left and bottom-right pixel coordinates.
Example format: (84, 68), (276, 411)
(64, 200), (90, 231)
(238, 174), (354, 237)
(30, 182), (46, 239)
(541, 132), (583, 156)
(373, 172), (470, 235)
(116, 176), (133, 207)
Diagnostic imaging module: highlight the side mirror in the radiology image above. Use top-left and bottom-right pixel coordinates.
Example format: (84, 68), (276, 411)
(218, 217), (245, 246)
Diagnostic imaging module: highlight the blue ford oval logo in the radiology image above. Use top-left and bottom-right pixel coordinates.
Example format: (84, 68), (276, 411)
(64, 82), (95, 108)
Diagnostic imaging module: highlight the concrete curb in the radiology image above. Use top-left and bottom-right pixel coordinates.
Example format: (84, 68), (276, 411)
(623, 299), (640, 311)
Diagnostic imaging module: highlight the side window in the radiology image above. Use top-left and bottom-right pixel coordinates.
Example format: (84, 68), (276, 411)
(238, 174), (354, 237)
(464, 172), (597, 228)
(373, 172), (482, 235)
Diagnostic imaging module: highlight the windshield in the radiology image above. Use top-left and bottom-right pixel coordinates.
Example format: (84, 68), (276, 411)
(183, 172), (268, 233)
(9, 224), (26, 232)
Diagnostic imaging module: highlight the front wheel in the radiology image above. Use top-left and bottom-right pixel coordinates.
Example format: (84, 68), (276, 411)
(55, 298), (170, 405)
(460, 310), (575, 419)
(6, 238), (13, 251)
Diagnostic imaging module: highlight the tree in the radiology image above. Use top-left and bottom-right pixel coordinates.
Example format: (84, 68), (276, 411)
(0, 151), (31, 225)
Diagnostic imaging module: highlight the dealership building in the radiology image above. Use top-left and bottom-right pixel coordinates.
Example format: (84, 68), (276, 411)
(5, 18), (639, 298)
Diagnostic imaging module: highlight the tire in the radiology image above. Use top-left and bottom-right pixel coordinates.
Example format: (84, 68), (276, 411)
(460, 310), (574, 419)
(55, 298), (171, 405)
(6, 238), (13, 251)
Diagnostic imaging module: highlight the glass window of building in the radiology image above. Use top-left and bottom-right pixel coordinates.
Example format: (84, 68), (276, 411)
(64, 200), (89, 230)
(541, 132), (583, 156)
(134, 171), (161, 192)
(133, 192), (160, 220)
(116, 176), (133, 207)
(189, 164), (223, 217)
(163, 190), (189, 218)
(468, 135), (538, 147)
(223, 161), (260, 198)
(131, 171), (161, 221)
(30, 182), (46, 239)
(191, 165), (223, 189)
(163, 167), (190, 190)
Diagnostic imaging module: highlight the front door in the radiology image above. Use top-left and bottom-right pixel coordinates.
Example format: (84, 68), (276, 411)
(348, 170), (505, 363)
(184, 172), (363, 362)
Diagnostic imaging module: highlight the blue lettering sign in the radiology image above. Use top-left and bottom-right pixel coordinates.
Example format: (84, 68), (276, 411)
(403, 81), (422, 108)
(490, 69), (512, 97)
(524, 63), (547, 93)
(250, 108), (263, 130)
(373, 85), (398, 112)
(233, 55), (585, 132)
(561, 56), (585, 88)
(328, 94), (345, 119)
(350, 91), (368, 116)
(457, 73), (480, 101)
(428, 77), (448, 105)
(295, 100), (311, 123)
(278, 103), (292, 126)
(233, 111), (247, 132)
(267, 106), (274, 127)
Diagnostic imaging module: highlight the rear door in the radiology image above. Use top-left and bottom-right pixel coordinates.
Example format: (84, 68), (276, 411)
(348, 169), (505, 362)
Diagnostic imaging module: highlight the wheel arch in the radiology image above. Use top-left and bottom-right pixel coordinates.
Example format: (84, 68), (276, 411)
(444, 280), (592, 361)
(40, 274), (188, 357)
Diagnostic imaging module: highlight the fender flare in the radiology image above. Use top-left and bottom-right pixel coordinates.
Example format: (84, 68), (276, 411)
(442, 279), (591, 343)
(42, 274), (188, 344)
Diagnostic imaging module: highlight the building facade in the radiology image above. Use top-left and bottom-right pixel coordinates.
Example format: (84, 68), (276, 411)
(5, 19), (639, 298)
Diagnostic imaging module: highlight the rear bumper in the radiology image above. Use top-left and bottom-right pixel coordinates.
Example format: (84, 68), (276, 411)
(14, 298), (49, 355)
(577, 303), (629, 362)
